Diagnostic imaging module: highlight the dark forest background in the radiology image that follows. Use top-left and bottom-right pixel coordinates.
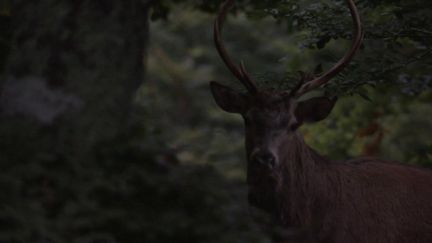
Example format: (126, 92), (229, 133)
(0, 0), (431, 242)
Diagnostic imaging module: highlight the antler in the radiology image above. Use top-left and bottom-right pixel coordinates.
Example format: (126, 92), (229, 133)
(214, 0), (258, 94)
(293, 0), (363, 98)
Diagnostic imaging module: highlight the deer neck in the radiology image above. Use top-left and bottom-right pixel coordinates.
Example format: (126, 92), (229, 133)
(276, 132), (330, 226)
(279, 132), (329, 174)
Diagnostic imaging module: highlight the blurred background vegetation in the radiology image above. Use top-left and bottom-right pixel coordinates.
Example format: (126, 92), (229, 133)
(0, 0), (431, 242)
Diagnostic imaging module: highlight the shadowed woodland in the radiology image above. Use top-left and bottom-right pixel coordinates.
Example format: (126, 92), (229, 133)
(0, 0), (431, 242)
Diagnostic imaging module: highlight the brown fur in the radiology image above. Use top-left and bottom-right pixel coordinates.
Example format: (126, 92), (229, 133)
(250, 132), (432, 243)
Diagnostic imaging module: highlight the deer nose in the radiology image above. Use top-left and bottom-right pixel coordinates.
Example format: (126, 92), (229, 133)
(251, 150), (276, 169)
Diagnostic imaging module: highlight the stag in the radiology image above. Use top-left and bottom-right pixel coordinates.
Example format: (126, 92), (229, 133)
(210, 0), (432, 242)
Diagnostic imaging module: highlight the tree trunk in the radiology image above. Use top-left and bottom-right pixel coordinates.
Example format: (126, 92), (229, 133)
(0, 1), (151, 241)
(0, 0), (150, 160)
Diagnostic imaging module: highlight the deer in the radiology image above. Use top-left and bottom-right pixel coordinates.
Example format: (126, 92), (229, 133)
(209, 0), (432, 242)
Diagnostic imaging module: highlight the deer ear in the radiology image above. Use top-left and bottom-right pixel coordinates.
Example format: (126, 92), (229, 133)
(295, 97), (337, 123)
(210, 81), (248, 113)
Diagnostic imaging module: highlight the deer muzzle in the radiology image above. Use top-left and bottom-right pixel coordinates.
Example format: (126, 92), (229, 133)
(250, 149), (277, 169)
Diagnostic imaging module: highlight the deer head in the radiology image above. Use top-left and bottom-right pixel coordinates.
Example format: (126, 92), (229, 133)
(210, 0), (363, 208)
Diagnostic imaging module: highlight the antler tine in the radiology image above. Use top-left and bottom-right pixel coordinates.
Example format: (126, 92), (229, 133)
(214, 0), (258, 94)
(294, 0), (363, 98)
(239, 61), (256, 87)
(287, 72), (307, 97)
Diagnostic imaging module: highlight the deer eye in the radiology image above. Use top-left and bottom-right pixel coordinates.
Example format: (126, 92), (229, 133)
(289, 121), (301, 131)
